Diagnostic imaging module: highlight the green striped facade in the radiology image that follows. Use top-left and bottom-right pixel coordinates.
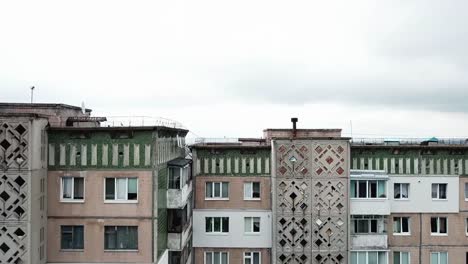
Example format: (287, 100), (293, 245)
(195, 148), (271, 176)
(350, 147), (468, 175)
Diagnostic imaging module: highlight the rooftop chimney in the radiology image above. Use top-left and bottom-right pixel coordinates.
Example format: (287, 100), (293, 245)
(291, 117), (298, 138)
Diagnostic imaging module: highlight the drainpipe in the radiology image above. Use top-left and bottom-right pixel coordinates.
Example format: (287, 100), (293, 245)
(419, 213), (422, 264)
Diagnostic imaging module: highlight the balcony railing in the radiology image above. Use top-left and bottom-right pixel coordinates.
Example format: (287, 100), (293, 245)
(351, 234), (388, 250)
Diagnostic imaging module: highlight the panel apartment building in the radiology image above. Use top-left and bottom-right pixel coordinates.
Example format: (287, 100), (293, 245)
(191, 122), (468, 264)
(0, 103), (192, 264)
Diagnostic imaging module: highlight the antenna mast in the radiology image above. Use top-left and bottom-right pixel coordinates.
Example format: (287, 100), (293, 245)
(30, 86), (35, 103)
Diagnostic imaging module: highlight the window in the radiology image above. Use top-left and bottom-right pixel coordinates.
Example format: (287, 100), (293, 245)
(430, 217), (447, 235)
(351, 180), (387, 198)
(394, 251), (410, 264)
(244, 217), (260, 233)
(432, 183), (447, 199)
(244, 252), (260, 264)
(351, 251), (387, 264)
(205, 217), (229, 233)
(351, 215), (387, 234)
(393, 217), (410, 235)
(465, 183), (468, 200)
(205, 182), (229, 199)
(394, 183), (409, 199)
(465, 218), (468, 236)
(430, 252), (448, 264)
(61, 225), (84, 250)
(104, 226), (138, 250)
(61, 177), (84, 201)
(205, 252), (228, 264)
(105, 178), (138, 201)
(244, 182), (261, 200)
(168, 166), (190, 189)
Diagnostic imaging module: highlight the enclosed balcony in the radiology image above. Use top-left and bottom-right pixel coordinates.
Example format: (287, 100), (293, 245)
(167, 158), (192, 209)
(350, 215), (388, 250)
(350, 170), (390, 215)
(167, 205), (192, 251)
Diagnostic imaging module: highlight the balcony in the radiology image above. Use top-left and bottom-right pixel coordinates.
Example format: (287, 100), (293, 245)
(350, 170), (390, 215)
(168, 217), (192, 251)
(351, 234), (388, 250)
(167, 181), (192, 208)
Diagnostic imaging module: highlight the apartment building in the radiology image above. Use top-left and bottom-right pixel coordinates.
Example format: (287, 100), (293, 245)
(0, 102), (192, 264)
(191, 141), (273, 264)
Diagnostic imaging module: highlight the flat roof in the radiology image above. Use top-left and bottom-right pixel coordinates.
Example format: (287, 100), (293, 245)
(0, 102), (92, 112)
(49, 126), (189, 134)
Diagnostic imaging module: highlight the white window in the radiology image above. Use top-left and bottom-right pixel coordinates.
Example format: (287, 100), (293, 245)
(394, 183), (409, 199)
(430, 252), (448, 264)
(351, 251), (387, 264)
(351, 215), (387, 234)
(393, 217), (410, 235)
(205, 182), (229, 199)
(351, 180), (387, 198)
(205, 252), (228, 264)
(61, 177), (84, 201)
(430, 217), (447, 235)
(244, 182), (261, 200)
(205, 217), (229, 233)
(465, 218), (468, 236)
(464, 183), (468, 200)
(431, 183), (447, 199)
(244, 217), (260, 233)
(105, 178), (138, 202)
(393, 251), (410, 264)
(244, 252), (260, 264)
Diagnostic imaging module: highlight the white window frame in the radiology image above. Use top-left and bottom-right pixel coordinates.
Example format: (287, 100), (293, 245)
(431, 183), (447, 200)
(204, 251), (229, 264)
(393, 251), (410, 264)
(244, 251), (261, 264)
(104, 177), (138, 203)
(430, 252), (448, 264)
(351, 180), (387, 199)
(244, 217), (261, 234)
(465, 218), (468, 236)
(351, 251), (388, 264)
(205, 217), (229, 234)
(244, 182), (261, 200)
(393, 217), (411, 235)
(464, 182), (468, 201)
(430, 217), (448, 236)
(394, 183), (409, 200)
(60, 176), (85, 203)
(205, 182), (229, 200)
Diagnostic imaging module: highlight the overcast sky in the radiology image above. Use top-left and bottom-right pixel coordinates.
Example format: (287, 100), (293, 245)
(1, 0), (468, 139)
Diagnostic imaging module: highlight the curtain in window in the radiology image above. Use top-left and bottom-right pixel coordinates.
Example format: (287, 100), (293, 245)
(378, 252), (387, 264)
(439, 184), (447, 199)
(357, 252), (366, 264)
(105, 227), (117, 249)
(74, 178), (84, 199)
(439, 218), (447, 233)
(105, 178), (115, 200)
(244, 217), (252, 232)
(62, 177), (72, 199)
(214, 183), (221, 197)
(253, 218), (260, 232)
(401, 184), (409, 198)
(116, 226), (127, 249)
(432, 184), (438, 198)
(116, 178), (127, 200)
(128, 178), (137, 200)
(127, 226), (138, 249)
(378, 181), (386, 198)
(368, 252), (378, 263)
(431, 253), (438, 264)
(221, 252), (228, 264)
(394, 184), (401, 199)
(213, 252), (220, 264)
(393, 218), (401, 233)
(244, 183), (252, 199)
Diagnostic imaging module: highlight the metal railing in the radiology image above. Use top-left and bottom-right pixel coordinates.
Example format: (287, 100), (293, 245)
(101, 116), (186, 129)
(351, 138), (468, 146)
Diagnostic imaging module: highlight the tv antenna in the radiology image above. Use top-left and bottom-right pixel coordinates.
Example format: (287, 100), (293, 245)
(30, 86), (35, 103)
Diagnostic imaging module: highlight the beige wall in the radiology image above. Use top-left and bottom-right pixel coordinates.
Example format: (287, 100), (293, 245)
(389, 213), (468, 264)
(195, 176), (271, 210)
(194, 247), (271, 264)
(48, 170), (153, 217)
(460, 176), (468, 211)
(47, 218), (152, 263)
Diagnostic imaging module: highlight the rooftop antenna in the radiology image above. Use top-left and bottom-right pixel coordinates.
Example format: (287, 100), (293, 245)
(30, 86), (35, 103)
(350, 120), (353, 140)
(81, 101), (86, 114)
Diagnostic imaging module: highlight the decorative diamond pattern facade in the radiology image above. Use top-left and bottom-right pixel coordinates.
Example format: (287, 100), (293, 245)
(0, 120), (29, 264)
(275, 140), (348, 264)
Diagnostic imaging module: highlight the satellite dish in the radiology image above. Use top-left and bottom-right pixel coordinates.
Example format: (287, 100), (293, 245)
(81, 101), (86, 114)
